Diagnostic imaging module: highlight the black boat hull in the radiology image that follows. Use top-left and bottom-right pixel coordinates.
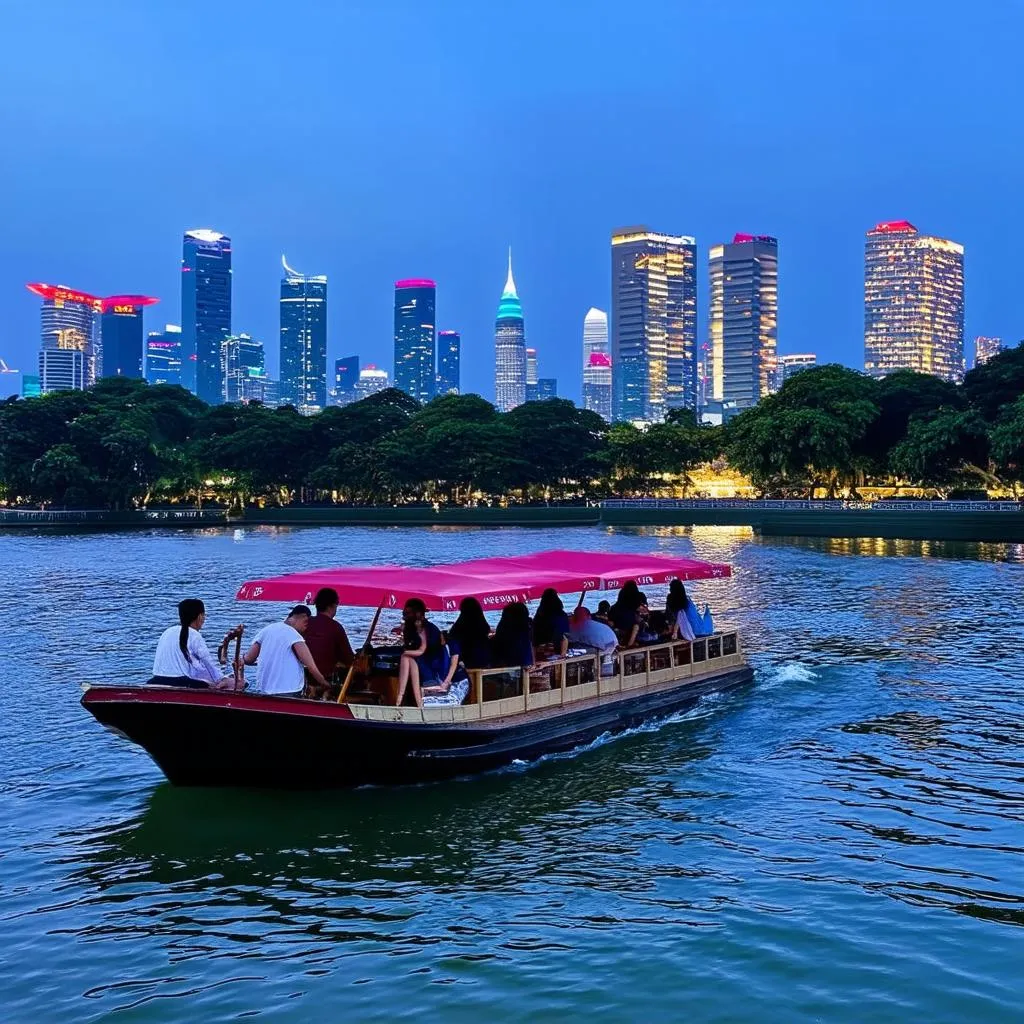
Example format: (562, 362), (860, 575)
(82, 666), (754, 788)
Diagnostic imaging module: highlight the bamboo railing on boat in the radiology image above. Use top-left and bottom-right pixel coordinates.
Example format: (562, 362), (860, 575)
(344, 630), (744, 724)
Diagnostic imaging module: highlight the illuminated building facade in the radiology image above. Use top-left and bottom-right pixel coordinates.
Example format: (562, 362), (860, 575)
(356, 365), (389, 398)
(101, 295), (159, 379)
(26, 283), (102, 386)
(146, 326), (183, 386)
(779, 353), (817, 383)
(494, 250), (527, 411)
(708, 234), (778, 410)
(610, 227), (697, 422)
(583, 352), (612, 420)
(221, 334), (265, 404)
(525, 347), (539, 402)
(974, 336), (1003, 367)
(863, 220), (964, 382)
(280, 256), (328, 412)
(393, 279), (436, 403)
(334, 355), (360, 406)
(39, 348), (85, 394)
(537, 378), (557, 400)
(181, 228), (232, 403)
(437, 330), (461, 395)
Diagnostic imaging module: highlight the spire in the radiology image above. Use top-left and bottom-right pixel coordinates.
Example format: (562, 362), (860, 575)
(502, 246), (517, 299)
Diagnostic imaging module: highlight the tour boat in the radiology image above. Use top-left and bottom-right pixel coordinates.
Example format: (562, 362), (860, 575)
(81, 550), (753, 788)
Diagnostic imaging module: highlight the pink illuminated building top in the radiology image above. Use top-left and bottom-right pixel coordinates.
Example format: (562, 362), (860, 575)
(394, 279), (436, 289)
(26, 283), (159, 312)
(732, 233), (777, 245)
(869, 220), (917, 234)
(588, 352), (612, 368)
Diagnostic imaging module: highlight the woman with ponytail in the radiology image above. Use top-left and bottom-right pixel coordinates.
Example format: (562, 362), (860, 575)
(150, 599), (237, 689)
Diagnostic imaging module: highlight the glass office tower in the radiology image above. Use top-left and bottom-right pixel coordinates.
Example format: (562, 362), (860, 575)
(494, 250), (527, 411)
(100, 295), (159, 378)
(610, 227), (697, 422)
(280, 256), (328, 412)
(437, 330), (461, 395)
(393, 279), (436, 403)
(181, 228), (232, 403)
(145, 326), (183, 386)
(26, 283), (102, 387)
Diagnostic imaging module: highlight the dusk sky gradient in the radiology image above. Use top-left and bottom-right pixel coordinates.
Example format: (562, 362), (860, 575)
(1, 0), (1021, 401)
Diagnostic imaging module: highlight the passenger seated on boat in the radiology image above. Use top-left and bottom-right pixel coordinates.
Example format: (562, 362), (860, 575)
(395, 598), (444, 708)
(567, 606), (618, 653)
(149, 598), (237, 690)
(421, 639), (470, 707)
(666, 580), (696, 641)
(532, 588), (571, 657)
(610, 582), (646, 647)
(241, 605), (331, 698)
(592, 600), (613, 626)
(446, 596), (492, 669)
(303, 587), (355, 685)
(490, 601), (536, 670)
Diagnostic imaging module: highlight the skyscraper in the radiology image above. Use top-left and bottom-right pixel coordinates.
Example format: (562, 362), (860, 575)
(525, 347), (539, 402)
(708, 234), (779, 410)
(393, 279), (436, 403)
(610, 227), (697, 422)
(26, 283), (102, 386)
(356, 364), (389, 398)
(582, 307), (611, 419)
(334, 355), (360, 406)
(221, 334), (265, 404)
(181, 228), (232, 403)
(494, 249), (527, 411)
(974, 337), (1003, 367)
(280, 256), (328, 412)
(437, 331), (461, 395)
(101, 295), (159, 379)
(537, 378), (557, 400)
(864, 220), (965, 382)
(779, 353), (817, 383)
(39, 348), (85, 394)
(146, 326), (183, 386)
(583, 352), (612, 420)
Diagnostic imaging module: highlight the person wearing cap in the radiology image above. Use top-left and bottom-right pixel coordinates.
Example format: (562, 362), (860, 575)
(241, 605), (330, 698)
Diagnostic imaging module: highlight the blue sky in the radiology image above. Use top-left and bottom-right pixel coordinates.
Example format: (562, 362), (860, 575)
(1, 0), (1021, 400)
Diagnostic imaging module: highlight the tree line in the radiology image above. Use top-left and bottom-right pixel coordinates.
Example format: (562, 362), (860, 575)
(0, 343), (1021, 509)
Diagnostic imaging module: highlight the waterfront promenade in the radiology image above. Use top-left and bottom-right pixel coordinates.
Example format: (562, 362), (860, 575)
(2, 498), (1022, 541)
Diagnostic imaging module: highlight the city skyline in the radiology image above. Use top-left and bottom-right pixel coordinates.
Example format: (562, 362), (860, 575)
(2, 3), (1019, 403)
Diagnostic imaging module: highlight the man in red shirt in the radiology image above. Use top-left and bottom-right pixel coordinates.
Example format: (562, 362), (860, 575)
(302, 587), (355, 688)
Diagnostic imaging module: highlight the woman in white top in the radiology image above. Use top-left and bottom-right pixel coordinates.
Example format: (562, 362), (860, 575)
(150, 599), (236, 689)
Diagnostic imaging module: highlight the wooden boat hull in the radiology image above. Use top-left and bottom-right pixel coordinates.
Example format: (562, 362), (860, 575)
(81, 665), (754, 788)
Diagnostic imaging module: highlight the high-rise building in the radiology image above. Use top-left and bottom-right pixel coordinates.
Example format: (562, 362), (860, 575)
(145, 325), (183, 386)
(280, 256), (328, 412)
(610, 227), (697, 422)
(21, 375), (41, 398)
(26, 283), (102, 386)
(393, 279), (436, 403)
(334, 355), (360, 406)
(356, 364), (389, 398)
(101, 295), (159, 379)
(583, 352), (612, 420)
(221, 334), (265, 404)
(437, 331), (461, 395)
(525, 347), (539, 402)
(494, 250), (527, 411)
(39, 348), (85, 394)
(537, 378), (557, 400)
(708, 234), (778, 410)
(974, 337), (1003, 367)
(181, 228), (232, 403)
(779, 353), (817, 383)
(864, 220), (964, 382)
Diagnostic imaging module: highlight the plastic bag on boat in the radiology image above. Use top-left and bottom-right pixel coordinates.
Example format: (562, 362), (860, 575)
(699, 605), (714, 636)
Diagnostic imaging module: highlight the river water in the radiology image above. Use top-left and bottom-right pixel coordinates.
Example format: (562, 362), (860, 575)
(1, 525), (1022, 1022)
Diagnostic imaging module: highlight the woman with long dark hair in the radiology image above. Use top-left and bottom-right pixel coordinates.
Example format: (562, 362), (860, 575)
(610, 581), (645, 647)
(150, 599), (235, 689)
(666, 579), (697, 641)
(532, 587), (570, 656)
(490, 601), (535, 670)
(446, 596), (491, 669)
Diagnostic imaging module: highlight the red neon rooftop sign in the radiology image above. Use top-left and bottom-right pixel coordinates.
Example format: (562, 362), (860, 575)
(27, 283), (159, 313)
(870, 220), (917, 234)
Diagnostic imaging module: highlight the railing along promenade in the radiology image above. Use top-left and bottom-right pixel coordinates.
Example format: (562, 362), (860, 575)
(602, 499), (1023, 512)
(0, 507), (227, 526)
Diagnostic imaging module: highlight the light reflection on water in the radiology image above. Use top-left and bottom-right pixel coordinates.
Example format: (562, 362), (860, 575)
(1, 525), (1022, 1022)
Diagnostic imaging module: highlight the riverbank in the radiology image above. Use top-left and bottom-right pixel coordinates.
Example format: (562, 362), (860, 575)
(3, 499), (1022, 542)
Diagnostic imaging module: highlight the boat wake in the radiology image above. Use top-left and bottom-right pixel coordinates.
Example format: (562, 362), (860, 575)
(759, 662), (819, 687)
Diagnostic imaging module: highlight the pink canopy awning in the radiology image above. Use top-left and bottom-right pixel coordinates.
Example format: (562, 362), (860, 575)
(235, 549), (731, 612)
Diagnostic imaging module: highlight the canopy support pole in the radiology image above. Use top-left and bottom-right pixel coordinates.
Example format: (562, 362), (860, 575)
(338, 604), (383, 703)
(575, 590), (586, 609)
